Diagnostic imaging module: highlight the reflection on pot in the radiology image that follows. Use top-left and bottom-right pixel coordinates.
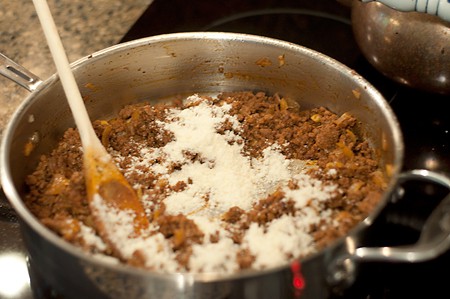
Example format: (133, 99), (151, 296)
(0, 252), (30, 299)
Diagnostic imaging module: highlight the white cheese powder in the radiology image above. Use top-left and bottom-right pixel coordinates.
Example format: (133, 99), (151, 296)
(81, 94), (338, 273)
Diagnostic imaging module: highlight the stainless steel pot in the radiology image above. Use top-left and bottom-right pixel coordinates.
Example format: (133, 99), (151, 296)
(1, 32), (450, 299)
(350, 0), (450, 94)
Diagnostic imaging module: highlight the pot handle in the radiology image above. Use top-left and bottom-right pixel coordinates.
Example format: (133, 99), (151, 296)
(328, 169), (450, 286)
(352, 170), (450, 263)
(0, 53), (43, 92)
(0, 53), (42, 213)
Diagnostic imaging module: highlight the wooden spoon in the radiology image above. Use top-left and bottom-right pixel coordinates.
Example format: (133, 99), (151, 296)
(32, 0), (149, 256)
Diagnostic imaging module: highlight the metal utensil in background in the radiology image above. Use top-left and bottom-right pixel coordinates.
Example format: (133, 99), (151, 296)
(361, 0), (450, 22)
(339, 0), (450, 94)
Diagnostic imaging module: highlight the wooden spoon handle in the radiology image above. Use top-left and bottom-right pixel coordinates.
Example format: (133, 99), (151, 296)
(32, 0), (96, 148)
(32, 0), (150, 260)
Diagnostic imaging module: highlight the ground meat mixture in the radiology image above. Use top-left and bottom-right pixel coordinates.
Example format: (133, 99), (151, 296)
(24, 91), (387, 274)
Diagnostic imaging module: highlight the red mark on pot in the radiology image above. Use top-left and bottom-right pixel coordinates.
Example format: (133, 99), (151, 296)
(291, 260), (305, 296)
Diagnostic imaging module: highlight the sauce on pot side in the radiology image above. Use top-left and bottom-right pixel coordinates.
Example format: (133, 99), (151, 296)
(24, 91), (387, 274)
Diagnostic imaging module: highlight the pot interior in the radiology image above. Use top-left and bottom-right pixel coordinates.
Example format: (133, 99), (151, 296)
(1, 32), (403, 274)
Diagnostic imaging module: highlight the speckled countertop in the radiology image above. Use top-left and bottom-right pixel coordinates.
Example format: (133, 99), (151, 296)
(0, 0), (152, 138)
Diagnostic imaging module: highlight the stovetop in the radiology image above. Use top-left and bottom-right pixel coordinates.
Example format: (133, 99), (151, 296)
(1, 0), (449, 298)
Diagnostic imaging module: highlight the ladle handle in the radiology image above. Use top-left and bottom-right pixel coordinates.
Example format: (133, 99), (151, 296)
(361, 0), (450, 22)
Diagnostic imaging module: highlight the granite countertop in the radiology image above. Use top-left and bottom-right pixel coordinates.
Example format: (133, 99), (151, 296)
(0, 0), (152, 139)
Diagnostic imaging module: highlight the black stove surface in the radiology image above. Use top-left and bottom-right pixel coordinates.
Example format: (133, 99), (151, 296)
(1, 0), (449, 298)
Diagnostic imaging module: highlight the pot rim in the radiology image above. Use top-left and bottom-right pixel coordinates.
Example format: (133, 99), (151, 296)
(0, 31), (404, 282)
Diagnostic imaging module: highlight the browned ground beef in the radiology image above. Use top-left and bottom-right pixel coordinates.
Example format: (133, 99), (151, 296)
(24, 91), (387, 272)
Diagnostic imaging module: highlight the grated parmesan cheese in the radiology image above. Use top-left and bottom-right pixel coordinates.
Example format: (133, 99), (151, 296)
(81, 94), (339, 274)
